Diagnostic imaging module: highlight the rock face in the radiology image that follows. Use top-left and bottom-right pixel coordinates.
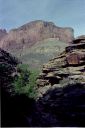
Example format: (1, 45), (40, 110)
(0, 48), (18, 91)
(37, 36), (85, 97)
(0, 21), (74, 68)
(0, 29), (7, 41)
(0, 21), (74, 50)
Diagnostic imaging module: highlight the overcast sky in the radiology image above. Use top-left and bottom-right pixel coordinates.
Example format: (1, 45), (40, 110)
(0, 0), (85, 37)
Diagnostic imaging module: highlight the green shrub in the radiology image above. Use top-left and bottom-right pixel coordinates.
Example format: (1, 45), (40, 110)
(12, 64), (39, 99)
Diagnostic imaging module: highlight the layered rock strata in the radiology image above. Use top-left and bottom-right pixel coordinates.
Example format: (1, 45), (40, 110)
(37, 36), (85, 97)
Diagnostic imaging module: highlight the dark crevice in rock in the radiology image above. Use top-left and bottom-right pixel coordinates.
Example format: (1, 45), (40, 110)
(66, 43), (85, 53)
(48, 77), (60, 85)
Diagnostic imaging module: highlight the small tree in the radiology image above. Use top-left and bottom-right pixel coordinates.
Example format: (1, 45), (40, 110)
(12, 64), (39, 99)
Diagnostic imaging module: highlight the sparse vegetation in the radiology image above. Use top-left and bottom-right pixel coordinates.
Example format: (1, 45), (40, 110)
(19, 39), (67, 68)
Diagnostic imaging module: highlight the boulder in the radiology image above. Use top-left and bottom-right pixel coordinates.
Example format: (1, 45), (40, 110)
(66, 52), (85, 65)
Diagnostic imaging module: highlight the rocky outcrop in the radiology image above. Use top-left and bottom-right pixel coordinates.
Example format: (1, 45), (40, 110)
(72, 35), (85, 44)
(37, 36), (85, 97)
(35, 36), (85, 127)
(0, 48), (18, 92)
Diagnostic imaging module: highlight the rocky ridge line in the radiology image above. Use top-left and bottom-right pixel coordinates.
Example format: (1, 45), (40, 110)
(0, 20), (74, 51)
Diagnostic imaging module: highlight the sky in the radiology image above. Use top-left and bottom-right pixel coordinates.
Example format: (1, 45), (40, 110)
(0, 0), (85, 37)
